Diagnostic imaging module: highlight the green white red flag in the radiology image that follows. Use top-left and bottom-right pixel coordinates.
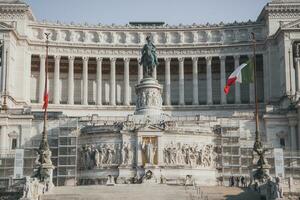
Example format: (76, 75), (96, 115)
(42, 90), (48, 109)
(224, 60), (253, 95)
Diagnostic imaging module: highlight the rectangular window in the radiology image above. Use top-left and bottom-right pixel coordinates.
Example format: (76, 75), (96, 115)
(11, 138), (17, 150)
(280, 138), (285, 148)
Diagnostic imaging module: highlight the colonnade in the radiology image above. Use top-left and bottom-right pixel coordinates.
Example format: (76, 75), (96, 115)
(35, 54), (261, 106)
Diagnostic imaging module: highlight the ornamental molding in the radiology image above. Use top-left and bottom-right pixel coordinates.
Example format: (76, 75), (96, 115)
(28, 44), (265, 58)
(0, 12), (26, 20)
(30, 20), (262, 31)
(28, 24), (266, 46)
(281, 18), (300, 29)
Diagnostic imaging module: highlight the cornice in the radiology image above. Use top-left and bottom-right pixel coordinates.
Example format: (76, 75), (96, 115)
(28, 42), (265, 58)
(29, 20), (263, 31)
(0, 1), (35, 20)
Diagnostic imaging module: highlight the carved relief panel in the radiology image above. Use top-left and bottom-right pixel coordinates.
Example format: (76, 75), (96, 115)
(141, 136), (158, 166)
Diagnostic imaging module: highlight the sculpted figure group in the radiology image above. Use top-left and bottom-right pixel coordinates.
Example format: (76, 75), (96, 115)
(163, 143), (216, 167)
(136, 89), (162, 108)
(79, 143), (134, 170)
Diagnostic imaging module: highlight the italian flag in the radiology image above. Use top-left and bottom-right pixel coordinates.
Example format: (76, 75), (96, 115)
(224, 61), (253, 95)
(42, 90), (48, 109)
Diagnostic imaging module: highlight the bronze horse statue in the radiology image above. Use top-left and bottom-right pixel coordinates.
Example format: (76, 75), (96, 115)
(140, 36), (159, 78)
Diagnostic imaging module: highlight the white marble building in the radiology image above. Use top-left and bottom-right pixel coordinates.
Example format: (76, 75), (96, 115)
(0, 0), (300, 187)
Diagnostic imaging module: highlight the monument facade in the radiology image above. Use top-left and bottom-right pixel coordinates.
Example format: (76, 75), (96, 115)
(0, 0), (299, 192)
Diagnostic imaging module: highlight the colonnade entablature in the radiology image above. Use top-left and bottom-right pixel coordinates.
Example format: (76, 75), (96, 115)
(28, 45), (266, 60)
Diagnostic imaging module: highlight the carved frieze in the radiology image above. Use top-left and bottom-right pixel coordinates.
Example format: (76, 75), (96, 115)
(136, 88), (162, 109)
(163, 143), (216, 168)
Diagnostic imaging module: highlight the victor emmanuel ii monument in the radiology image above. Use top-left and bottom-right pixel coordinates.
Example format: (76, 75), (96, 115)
(0, 0), (300, 199)
(78, 36), (216, 185)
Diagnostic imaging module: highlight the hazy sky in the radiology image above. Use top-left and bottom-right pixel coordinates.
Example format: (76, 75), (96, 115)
(24, 0), (270, 25)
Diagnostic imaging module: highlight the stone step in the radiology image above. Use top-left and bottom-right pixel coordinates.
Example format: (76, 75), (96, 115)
(198, 186), (262, 200)
(41, 185), (262, 200)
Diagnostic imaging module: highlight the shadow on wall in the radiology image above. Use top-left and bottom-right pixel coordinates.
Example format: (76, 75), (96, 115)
(224, 188), (262, 200)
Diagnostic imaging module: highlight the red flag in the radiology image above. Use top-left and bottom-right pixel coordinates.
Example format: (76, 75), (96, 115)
(42, 90), (48, 109)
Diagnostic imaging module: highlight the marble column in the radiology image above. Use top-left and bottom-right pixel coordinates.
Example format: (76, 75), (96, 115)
(192, 57), (199, 105)
(234, 55), (241, 104)
(53, 55), (61, 104)
(206, 56), (213, 104)
(82, 57), (89, 105)
(124, 58), (130, 106)
(68, 56), (75, 105)
(110, 58), (116, 106)
(0, 125), (6, 150)
(152, 65), (157, 80)
(136, 136), (143, 166)
(263, 53), (269, 103)
(138, 58), (143, 83)
(164, 57), (171, 105)
(249, 55), (255, 104)
(96, 57), (102, 105)
(288, 118), (297, 151)
(298, 107), (300, 150)
(220, 56), (226, 104)
(178, 57), (185, 105)
(157, 136), (164, 165)
(295, 58), (300, 94)
(38, 55), (46, 103)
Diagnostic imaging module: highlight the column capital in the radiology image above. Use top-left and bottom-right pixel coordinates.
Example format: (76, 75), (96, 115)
(192, 57), (198, 63)
(178, 57), (185, 63)
(233, 55), (240, 60)
(164, 57), (171, 62)
(96, 57), (103, 62)
(219, 55), (226, 61)
(39, 54), (46, 60)
(82, 56), (89, 62)
(54, 55), (61, 61)
(205, 56), (212, 62)
(123, 57), (130, 63)
(68, 55), (75, 61)
(110, 57), (117, 63)
(289, 119), (298, 126)
(287, 113), (298, 126)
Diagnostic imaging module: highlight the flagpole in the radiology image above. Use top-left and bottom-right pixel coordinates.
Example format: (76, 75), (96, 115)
(2, 50), (8, 112)
(251, 32), (270, 183)
(251, 32), (260, 146)
(42, 33), (50, 147)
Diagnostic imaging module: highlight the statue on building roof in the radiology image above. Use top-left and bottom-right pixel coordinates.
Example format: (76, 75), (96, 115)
(140, 36), (159, 78)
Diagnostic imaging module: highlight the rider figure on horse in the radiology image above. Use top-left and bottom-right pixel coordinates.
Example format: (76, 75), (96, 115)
(140, 36), (159, 78)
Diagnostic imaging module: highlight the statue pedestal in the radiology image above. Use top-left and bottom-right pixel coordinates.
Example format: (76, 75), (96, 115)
(135, 78), (163, 116)
(117, 166), (135, 184)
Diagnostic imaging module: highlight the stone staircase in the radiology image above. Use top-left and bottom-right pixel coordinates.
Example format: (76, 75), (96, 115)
(41, 185), (262, 200)
(186, 186), (262, 200)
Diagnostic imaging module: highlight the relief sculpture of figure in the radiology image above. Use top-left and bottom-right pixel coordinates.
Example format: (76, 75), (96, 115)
(122, 142), (129, 165)
(94, 148), (100, 167)
(142, 138), (157, 164)
(140, 36), (159, 78)
(163, 143), (216, 168)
